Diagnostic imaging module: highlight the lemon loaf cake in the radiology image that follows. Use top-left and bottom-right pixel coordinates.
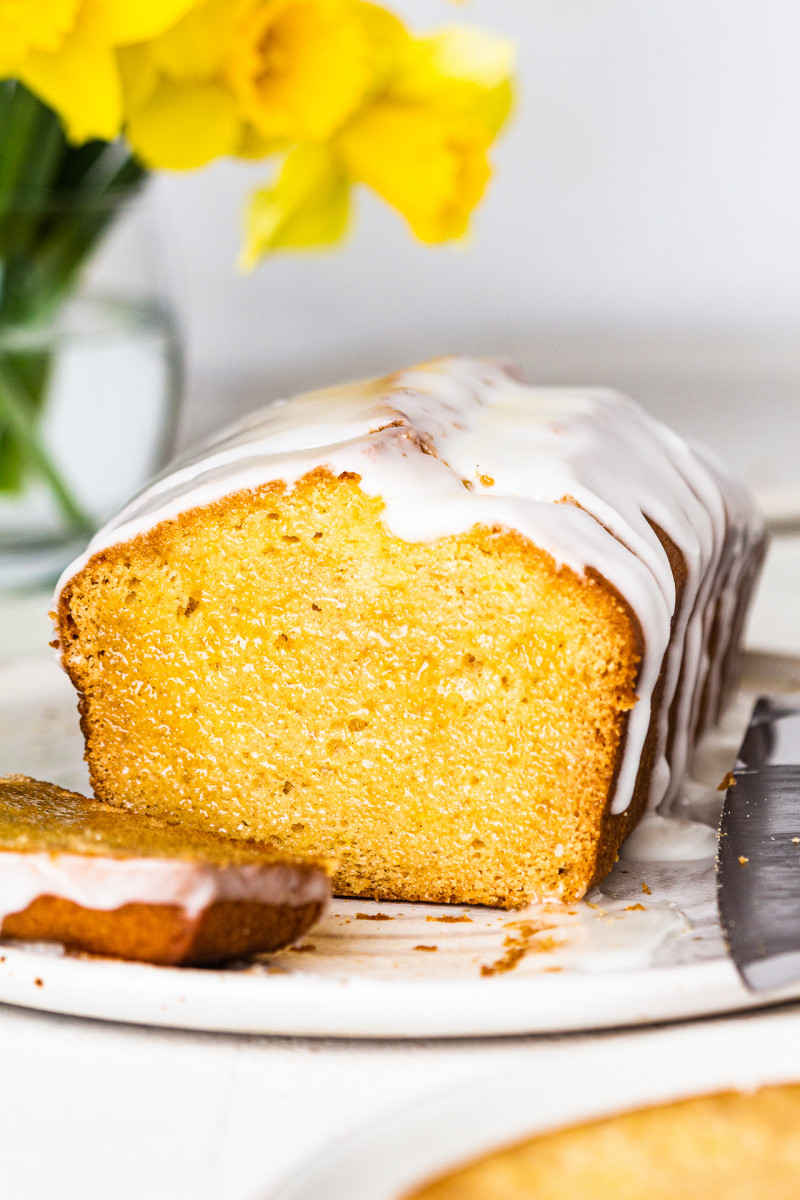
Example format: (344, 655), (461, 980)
(0, 775), (331, 964)
(53, 357), (766, 907)
(406, 1084), (800, 1199)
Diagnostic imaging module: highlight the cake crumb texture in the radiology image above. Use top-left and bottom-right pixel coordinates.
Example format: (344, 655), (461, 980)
(59, 473), (641, 907)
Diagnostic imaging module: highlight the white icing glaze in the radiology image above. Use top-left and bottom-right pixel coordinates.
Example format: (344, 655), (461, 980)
(54, 356), (765, 818)
(0, 851), (330, 926)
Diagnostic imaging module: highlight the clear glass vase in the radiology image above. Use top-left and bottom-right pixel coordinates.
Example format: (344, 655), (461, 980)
(0, 190), (181, 590)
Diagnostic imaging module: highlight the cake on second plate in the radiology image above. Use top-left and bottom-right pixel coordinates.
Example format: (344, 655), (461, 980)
(405, 1084), (800, 1199)
(53, 357), (766, 907)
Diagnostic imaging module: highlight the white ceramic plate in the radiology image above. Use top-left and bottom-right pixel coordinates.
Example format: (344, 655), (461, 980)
(270, 1008), (800, 1199)
(2, 653), (800, 1038)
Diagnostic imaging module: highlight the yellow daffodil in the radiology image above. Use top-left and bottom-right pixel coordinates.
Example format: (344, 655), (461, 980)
(390, 26), (515, 137)
(339, 102), (490, 243)
(337, 25), (514, 242)
(243, 15), (514, 255)
(122, 0), (399, 171)
(227, 0), (374, 142)
(2, 0), (515, 263)
(0, 0), (202, 142)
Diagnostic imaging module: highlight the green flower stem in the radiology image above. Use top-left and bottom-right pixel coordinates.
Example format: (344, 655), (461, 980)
(0, 83), (62, 209)
(0, 359), (90, 530)
(0, 82), (148, 524)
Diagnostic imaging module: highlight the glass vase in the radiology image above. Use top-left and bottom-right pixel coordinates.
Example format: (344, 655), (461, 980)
(0, 191), (181, 591)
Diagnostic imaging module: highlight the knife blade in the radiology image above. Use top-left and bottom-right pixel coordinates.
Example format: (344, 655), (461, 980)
(717, 694), (800, 991)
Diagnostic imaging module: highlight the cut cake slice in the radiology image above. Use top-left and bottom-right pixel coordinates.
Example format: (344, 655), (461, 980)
(0, 775), (331, 964)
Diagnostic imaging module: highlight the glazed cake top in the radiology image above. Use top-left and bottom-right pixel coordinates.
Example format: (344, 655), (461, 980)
(55, 356), (764, 815)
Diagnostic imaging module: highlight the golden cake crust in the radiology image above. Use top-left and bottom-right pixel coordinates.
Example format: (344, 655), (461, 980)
(1, 894), (325, 967)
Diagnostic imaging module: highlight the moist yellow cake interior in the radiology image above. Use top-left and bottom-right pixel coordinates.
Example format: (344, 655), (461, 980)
(59, 471), (640, 906)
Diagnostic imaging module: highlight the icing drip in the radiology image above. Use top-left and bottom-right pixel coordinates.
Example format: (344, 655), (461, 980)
(54, 356), (765, 817)
(619, 814), (719, 862)
(0, 851), (331, 926)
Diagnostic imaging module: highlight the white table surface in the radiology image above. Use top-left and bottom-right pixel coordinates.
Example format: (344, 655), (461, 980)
(1, 536), (800, 1200)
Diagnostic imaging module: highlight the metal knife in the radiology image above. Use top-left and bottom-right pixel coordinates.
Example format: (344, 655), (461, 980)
(717, 694), (800, 991)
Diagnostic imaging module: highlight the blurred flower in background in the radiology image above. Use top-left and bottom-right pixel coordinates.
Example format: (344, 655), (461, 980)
(122, 0), (515, 258)
(1, 0), (515, 262)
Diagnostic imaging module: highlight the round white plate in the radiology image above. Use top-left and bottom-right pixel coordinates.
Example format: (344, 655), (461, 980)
(2, 653), (800, 1038)
(271, 1008), (800, 1199)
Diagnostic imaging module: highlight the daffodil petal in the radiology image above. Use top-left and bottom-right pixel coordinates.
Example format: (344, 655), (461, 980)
(20, 19), (122, 142)
(148, 0), (243, 82)
(354, 1), (410, 86)
(235, 125), (287, 161)
(0, 0), (81, 75)
(418, 26), (516, 92)
(242, 145), (350, 266)
(117, 42), (159, 116)
(393, 25), (516, 135)
(125, 78), (240, 170)
(339, 99), (490, 243)
(356, 1), (407, 49)
(101, 0), (203, 46)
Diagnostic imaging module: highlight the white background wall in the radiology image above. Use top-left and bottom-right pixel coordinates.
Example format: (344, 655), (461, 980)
(145, 0), (800, 487)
